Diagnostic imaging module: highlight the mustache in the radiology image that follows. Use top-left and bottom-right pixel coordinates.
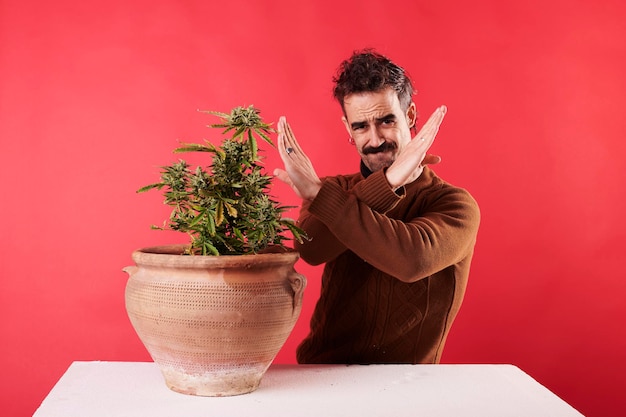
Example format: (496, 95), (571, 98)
(362, 142), (397, 155)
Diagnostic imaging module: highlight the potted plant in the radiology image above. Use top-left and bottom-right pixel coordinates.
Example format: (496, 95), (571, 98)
(123, 105), (306, 397)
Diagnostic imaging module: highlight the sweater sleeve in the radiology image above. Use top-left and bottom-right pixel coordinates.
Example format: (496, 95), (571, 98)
(295, 171), (403, 265)
(298, 169), (480, 282)
(293, 179), (349, 265)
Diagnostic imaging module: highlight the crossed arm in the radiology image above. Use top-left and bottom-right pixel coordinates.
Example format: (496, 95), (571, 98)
(271, 107), (479, 282)
(292, 169), (480, 282)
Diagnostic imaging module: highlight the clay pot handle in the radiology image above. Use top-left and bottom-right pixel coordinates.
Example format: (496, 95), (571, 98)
(123, 266), (139, 276)
(288, 272), (306, 314)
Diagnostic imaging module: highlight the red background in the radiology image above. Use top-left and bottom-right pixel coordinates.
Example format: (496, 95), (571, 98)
(1, 1), (625, 416)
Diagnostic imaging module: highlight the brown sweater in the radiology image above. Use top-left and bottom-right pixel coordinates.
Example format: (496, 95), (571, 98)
(295, 166), (480, 364)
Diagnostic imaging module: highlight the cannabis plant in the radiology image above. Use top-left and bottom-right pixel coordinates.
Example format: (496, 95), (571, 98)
(138, 105), (305, 256)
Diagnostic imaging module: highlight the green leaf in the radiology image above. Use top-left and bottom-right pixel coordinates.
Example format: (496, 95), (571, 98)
(232, 125), (246, 140)
(215, 201), (224, 226)
(248, 129), (258, 161)
(199, 109), (229, 119)
(282, 219), (308, 243)
(137, 183), (164, 193)
(187, 210), (204, 227)
(207, 212), (216, 236)
(173, 143), (215, 153)
(207, 123), (229, 129)
(203, 242), (219, 256)
(224, 201), (238, 217)
(255, 128), (274, 147)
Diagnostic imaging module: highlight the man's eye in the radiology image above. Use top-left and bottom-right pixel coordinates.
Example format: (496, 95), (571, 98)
(382, 118), (395, 125)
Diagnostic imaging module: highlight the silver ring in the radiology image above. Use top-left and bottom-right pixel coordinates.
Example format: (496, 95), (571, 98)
(286, 147), (294, 155)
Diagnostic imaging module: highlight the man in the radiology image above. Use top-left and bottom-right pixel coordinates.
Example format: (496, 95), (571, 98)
(274, 50), (480, 364)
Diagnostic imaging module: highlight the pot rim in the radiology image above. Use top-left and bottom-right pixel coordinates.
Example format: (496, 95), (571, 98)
(131, 244), (300, 269)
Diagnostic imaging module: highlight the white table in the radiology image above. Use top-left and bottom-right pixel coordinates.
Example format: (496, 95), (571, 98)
(33, 361), (583, 416)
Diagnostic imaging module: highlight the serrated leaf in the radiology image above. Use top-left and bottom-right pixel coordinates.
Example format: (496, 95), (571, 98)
(137, 183), (164, 193)
(232, 125), (246, 140)
(215, 201), (224, 226)
(224, 201), (238, 217)
(248, 130), (258, 161)
(207, 212), (216, 236)
(187, 210), (204, 227)
(255, 128), (274, 147)
(202, 241), (219, 256)
(207, 123), (229, 129)
(282, 219), (308, 243)
(173, 143), (214, 153)
(199, 109), (229, 118)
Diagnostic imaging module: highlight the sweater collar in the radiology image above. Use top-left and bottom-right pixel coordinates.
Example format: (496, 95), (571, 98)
(360, 160), (433, 186)
(360, 160), (373, 178)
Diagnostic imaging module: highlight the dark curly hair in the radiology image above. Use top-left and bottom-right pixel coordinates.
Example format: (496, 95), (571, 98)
(332, 49), (415, 114)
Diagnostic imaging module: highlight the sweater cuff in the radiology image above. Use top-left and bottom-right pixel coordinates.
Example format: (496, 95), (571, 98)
(308, 180), (350, 226)
(352, 169), (405, 214)
(308, 170), (404, 226)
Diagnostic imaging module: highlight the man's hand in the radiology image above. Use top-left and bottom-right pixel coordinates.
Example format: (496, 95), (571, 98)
(385, 105), (447, 190)
(273, 116), (322, 201)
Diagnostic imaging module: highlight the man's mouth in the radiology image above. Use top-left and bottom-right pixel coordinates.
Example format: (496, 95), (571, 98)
(362, 142), (397, 155)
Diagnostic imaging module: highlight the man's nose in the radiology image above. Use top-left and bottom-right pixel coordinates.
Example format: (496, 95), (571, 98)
(367, 127), (385, 148)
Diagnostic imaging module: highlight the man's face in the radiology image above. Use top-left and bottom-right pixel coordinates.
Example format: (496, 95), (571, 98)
(342, 87), (416, 172)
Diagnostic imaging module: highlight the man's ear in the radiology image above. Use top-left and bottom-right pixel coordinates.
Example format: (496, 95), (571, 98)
(341, 116), (352, 136)
(406, 102), (417, 129)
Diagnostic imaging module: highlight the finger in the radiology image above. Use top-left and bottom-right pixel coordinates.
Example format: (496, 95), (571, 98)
(276, 121), (290, 161)
(414, 121), (437, 148)
(284, 120), (302, 153)
(417, 106), (445, 137)
(282, 117), (307, 157)
(420, 107), (445, 138)
(278, 116), (299, 158)
(415, 106), (446, 149)
(277, 129), (285, 157)
(273, 167), (303, 198)
(273, 168), (292, 185)
(422, 154), (442, 166)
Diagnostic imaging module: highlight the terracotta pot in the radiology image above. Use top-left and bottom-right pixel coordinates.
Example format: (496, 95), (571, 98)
(123, 245), (306, 396)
